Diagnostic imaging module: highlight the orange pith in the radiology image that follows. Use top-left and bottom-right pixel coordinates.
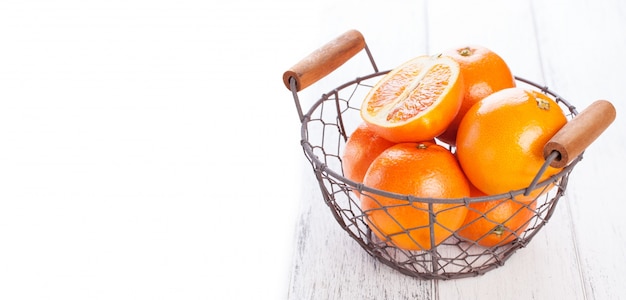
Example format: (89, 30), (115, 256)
(361, 55), (463, 143)
(372, 64), (452, 122)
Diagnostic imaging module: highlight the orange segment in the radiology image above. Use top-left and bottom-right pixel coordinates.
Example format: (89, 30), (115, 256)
(361, 55), (464, 143)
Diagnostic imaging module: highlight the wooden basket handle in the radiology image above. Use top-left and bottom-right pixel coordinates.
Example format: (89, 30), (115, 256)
(282, 29), (366, 92)
(544, 100), (616, 168)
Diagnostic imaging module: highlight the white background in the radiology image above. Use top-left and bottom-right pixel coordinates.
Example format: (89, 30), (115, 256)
(0, 1), (312, 299)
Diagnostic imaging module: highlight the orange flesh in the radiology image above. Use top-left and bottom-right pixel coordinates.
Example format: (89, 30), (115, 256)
(366, 64), (452, 123)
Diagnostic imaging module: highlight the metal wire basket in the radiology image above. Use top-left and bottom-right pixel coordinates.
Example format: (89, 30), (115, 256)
(282, 30), (615, 280)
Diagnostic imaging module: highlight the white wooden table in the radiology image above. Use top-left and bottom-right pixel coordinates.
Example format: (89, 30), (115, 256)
(286, 1), (626, 299)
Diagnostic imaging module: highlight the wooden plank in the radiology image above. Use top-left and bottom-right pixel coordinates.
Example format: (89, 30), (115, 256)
(531, 1), (626, 299)
(425, 0), (586, 298)
(288, 168), (435, 299)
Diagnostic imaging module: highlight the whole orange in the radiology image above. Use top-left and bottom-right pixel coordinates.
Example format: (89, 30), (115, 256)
(361, 142), (470, 251)
(456, 87), (567, 195)
(438, 45), (516, 145)
(342, 122), (396, 185)
(457, 185), (537, 247)
(360, 55), (464, 143)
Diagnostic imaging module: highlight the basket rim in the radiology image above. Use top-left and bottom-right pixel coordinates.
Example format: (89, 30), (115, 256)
(299, 73), (581, 204)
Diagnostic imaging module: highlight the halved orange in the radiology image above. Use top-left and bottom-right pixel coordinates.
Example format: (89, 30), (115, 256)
(360, 55), (464, 143)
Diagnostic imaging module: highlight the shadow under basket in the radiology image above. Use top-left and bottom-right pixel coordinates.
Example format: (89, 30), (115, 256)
(282, 29), (615, 280)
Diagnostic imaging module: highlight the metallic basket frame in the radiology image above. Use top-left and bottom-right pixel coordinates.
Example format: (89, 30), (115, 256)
(289, 50), (581, 280)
